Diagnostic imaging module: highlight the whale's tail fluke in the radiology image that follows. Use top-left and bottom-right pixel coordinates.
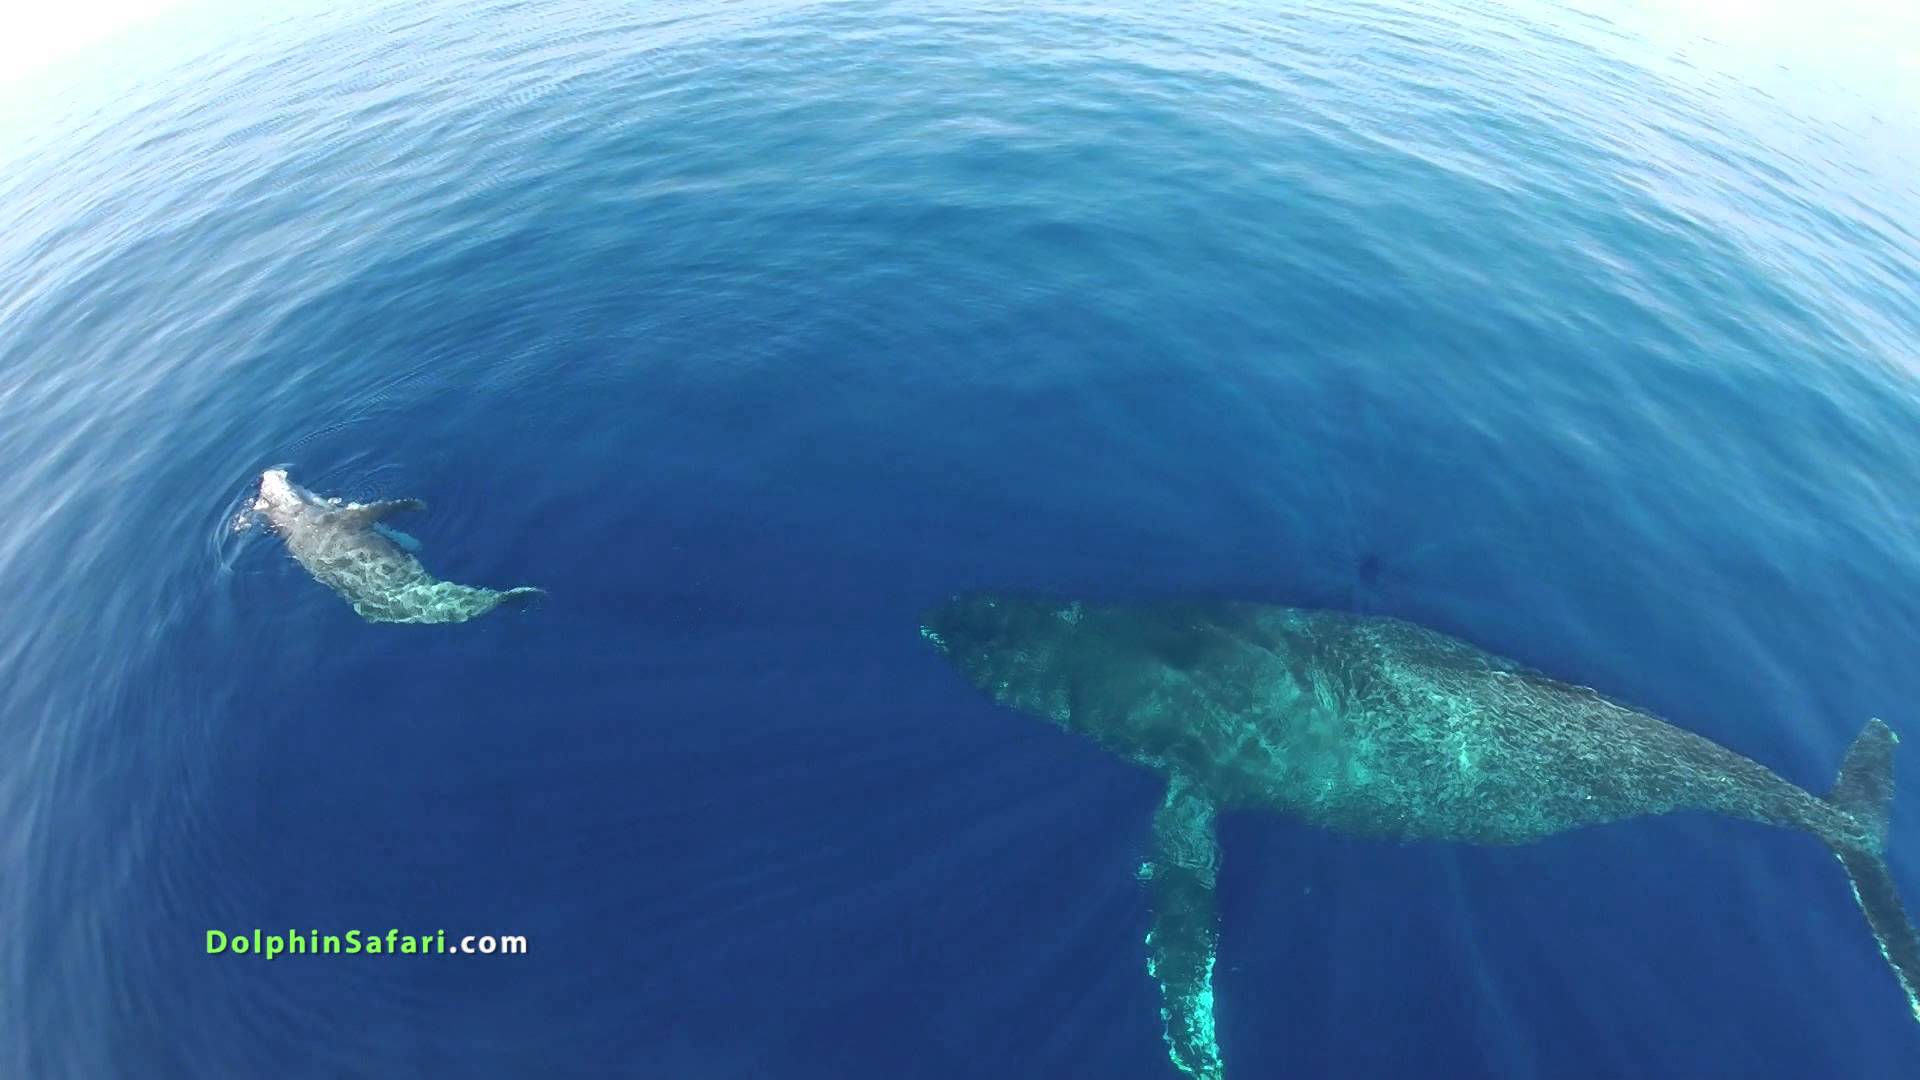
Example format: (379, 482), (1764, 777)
(1832, 719), (1898, 845)
(1825, 719), (1920, 1024)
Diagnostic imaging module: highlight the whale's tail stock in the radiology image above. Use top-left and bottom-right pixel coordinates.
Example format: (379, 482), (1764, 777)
(1824, 718), (1920, 1024)
(350, 582), (546, 624)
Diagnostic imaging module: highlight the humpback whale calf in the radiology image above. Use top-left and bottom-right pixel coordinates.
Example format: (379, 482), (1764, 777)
(248, 468), (543, 624)
(919, 593), (1917, 1078)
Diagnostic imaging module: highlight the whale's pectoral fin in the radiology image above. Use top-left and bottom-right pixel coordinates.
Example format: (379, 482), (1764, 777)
(337, 498), (426, 529)
(1139, 775), (1225, 1080)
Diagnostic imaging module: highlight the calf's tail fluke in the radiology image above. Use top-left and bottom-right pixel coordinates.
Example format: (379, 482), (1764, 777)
(1825, 718), (1920, 1024)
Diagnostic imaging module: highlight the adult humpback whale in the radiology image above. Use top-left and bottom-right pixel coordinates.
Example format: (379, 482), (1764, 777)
(919, 593), (1917, 1079)
(249, 468), (543, 624)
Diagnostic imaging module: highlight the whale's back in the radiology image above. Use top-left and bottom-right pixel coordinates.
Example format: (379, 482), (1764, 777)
(1183, 607), (1831, 844)
(271, 500), (542, 625)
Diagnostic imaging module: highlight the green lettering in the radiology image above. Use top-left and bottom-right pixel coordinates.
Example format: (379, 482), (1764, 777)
(345, 930), (362, 954)
(265, 935), (283, 960)
(207, 930), (228, 954)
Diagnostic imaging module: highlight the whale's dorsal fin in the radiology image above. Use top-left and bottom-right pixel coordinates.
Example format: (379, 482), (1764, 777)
(1140, 774), (1225, 1080)
(335, 498), (426, 529)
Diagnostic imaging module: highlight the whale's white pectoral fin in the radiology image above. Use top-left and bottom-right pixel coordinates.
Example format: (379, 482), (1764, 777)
(1140, 775), (1225, 1080)
(336, 498), (426, 529)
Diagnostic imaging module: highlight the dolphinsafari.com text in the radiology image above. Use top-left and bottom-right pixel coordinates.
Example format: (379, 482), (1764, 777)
(206, 928), (527, 959)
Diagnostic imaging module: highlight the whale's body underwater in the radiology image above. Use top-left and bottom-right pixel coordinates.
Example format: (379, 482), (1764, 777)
(920, 593), (1918, 1079)
(249, 468), (542, 624)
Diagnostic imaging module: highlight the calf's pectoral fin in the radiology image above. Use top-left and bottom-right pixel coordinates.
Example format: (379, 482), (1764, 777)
(1140, 774), (1225, 1080)
(372, 523), (423, 552)
(337, 498), (426, 529)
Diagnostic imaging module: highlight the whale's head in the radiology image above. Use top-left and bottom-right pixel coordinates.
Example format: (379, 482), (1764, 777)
(920, 592), (1090, 726)
(923, 592), (1273, 743)
(252, 468), (308, 525)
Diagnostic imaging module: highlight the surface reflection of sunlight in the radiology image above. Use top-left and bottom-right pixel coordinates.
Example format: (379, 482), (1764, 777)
(0, 2), (185, 87)
(1581, 0), (1918, 97)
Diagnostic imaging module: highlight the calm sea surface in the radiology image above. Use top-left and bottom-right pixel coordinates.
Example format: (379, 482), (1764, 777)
(3, 1), (1918, 1076)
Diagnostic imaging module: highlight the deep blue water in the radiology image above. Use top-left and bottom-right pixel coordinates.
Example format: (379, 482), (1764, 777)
(4, 1), (1920, 1076)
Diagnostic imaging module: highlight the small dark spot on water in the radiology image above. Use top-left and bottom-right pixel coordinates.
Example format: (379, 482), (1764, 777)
(1356, 552), (1383, 587)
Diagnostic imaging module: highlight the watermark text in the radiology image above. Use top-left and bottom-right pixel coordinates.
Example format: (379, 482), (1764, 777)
(206, 929), (527, 959)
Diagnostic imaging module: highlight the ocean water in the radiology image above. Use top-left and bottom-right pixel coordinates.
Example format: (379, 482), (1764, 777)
(3, 0), (1919, 1076)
